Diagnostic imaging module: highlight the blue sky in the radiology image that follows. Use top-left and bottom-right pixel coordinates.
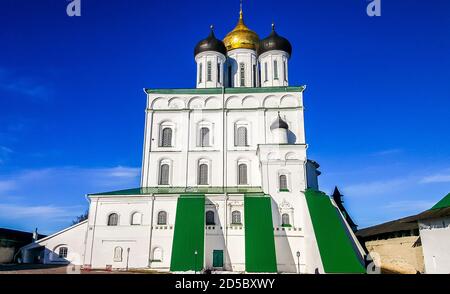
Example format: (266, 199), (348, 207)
(0, 0), (449, 234)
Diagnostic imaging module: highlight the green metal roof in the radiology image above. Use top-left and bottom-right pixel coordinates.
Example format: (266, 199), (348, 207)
(145, 86), (305, 95)
(431, 193), (450, 210)
(305, 189), (365, 274)
(89, 186), (264, 196)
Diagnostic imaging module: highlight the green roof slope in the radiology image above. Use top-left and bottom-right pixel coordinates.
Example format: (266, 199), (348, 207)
(170, 194), (205, 272)
(244, 193), (277, 273)
(431, 193), (450, 210)
(305, 189), (365, 274)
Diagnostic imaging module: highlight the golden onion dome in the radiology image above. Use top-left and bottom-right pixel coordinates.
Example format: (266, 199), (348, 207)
(223, 7), (259, 51)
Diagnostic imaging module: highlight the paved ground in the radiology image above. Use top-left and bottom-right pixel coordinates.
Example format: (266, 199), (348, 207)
(0, 264), (161, 274)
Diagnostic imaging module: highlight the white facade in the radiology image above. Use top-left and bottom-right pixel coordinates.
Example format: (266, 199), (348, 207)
(18, 9), (365, 274)
(419, 216), (450, 274)
(259, 50), (290, 87)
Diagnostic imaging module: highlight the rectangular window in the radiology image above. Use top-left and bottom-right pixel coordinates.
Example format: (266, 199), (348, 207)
(239, 63), (245, 87)
(274, 60), (279, 80)
(253, 64), (257, 87)
(217, 63), (221, 83)
(228, 65), (233, 87)
(264, 62), (268, 82)
(283, 61), (287, 82)
(207, 61), (212, 81)
(199, 63), (203, 83)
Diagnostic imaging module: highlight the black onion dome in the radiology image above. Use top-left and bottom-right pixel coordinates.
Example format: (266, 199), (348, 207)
(258, 24), (292, 57)
(194, 26), (227, 57)
(270, 113), (289, 130)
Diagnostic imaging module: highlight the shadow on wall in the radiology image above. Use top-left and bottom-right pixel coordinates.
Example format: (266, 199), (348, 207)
(272, 199), (297, 273)
(204, 200), (232, 272)
(19, 246), (71, 265)
(287, 130), (296, 144)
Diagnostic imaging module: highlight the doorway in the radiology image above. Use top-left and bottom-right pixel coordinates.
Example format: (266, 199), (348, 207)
(212, 250), (223, 268)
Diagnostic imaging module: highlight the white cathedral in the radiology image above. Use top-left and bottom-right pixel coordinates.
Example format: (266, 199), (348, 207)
(21, 7), (366, 274)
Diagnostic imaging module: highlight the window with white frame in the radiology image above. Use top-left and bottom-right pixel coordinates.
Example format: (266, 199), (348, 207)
(283, 60), (287, 82)
(279, 174), (288, 191)
(206, 211), (215, 225)
(231, 210), (242, 225)
(274, 60), (279, 80)
(238, 163), (248, 185)
(198, 163), (209, 185)
(207, 61), (212, 81)
(199, 63), (203, 83)
(108, 213), (119, 226)
(253, 64), (257, 87)
(159, 163), (170, 185)
(264, 62), (268, 82)
(217, 63), (221, 82)
(131, 212), (142, 225)
(282, 213), (290, 226)
(160, 127), (173, 147)
(153, 247), (163, 262)
(199, 127), (210, 147)
(239, 62), (245, 86)
(235, 126), (248, 147)
(113, 246), (123, 262)
(157, 211), (167, 225)
(58, 246), (68, 258)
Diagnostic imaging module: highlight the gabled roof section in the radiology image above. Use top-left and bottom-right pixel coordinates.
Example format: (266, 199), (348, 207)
(431, 193), (450, 210)
(89, 186), (264, 196)
(305, 189), (365, 273)
(145, 86), (305, 95)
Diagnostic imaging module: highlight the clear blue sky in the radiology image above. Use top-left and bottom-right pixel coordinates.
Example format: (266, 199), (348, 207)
(0, 0), (449, 234)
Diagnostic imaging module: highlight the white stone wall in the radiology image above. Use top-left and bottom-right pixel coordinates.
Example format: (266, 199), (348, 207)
(195, 51), (226, 88)
(141, 91), (305, 188)
(84, 196), (156, 269)
(419, 216), (450, 274)
(226, 49), (259, 88)
(22, 221), (88, 266)
(259, 50), (290, 87)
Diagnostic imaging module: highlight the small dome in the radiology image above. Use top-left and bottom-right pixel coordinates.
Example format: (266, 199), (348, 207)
(258, 24), (292, 57)
(223, 8), (260, 51)
(194, 26), (227, 57)
(270, 113), (289, 130)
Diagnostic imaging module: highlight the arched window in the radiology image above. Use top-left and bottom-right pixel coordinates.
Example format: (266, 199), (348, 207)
(153, 247), (163, 262)
(108, 213), (118, 226)
(264, 62), (268, 82)
(157, 211), (167, 225)
(58, 247), (68, 258)
(159, 164), (170, 185)
(279, 174), (288, 191)
(113, 246), (123, 262)
(131, 212), (142, 225)
(282, 213), (290, 226)
(217, 63), (221, 82)
(283, 60), (288, 82)
(231, 211), (242, 225)
(200, 127), (210, 147)
(160, 127), (173, 147)
(236, 126), (248, 146)
(198, 163), (209, 185)
(207, 61), (212, 82)
(206, 211), (215, 225)
(274, 60), (279, 80)
(239, 62), (245, 87)
(238, 163), (248, 185)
